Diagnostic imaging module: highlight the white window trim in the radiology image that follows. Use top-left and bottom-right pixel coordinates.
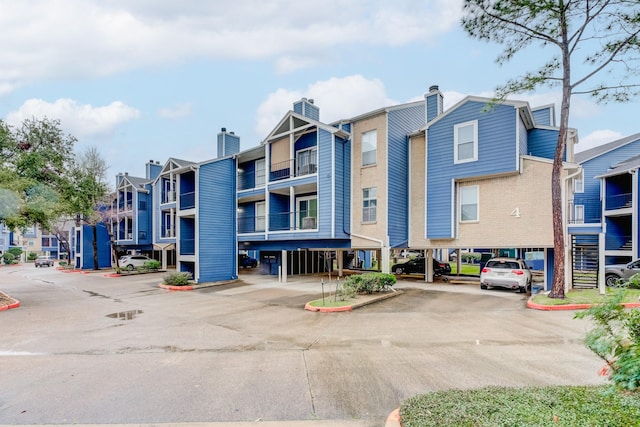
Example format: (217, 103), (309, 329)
(574, 171), (584, 193)
(459, 185), (479, 223)
(295, 147), (317, 175)
(454, 120), (478, 164)
(296, 196), (318, 230)
(574, 204), (584, 224)
(255, 159), (266, 188)
(255, 201), (266, 232)
(361, 129), (377, 167)
(362, 187), (377, 223)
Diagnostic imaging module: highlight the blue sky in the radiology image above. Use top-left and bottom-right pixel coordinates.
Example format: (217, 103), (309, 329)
(1, 1), (637, 184)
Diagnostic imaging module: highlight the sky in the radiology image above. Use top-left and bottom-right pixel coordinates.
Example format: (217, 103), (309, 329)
(1, 0), (638, 185)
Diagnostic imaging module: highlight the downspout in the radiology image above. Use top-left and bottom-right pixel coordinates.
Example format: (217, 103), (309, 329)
(562, 166), (584, 293)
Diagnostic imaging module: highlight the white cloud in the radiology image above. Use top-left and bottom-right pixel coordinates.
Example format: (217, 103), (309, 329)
(255, 75), (396, 137)
(0, 1), (462, 92)
(5, 98), (140, 138)
(576, 129), (624, 152)
(158, 102), (192, 119)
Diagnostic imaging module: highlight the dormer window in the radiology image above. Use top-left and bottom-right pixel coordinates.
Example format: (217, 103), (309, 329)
(454, 120), (478, 164)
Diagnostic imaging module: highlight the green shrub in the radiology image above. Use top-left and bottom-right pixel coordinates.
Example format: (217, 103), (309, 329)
(335, 281), (358, 301)
(2, 252), (16, 265)
(59, 261), (67, 266)
(7, 247), (23, 258)
(143, 260), (161, 271)
(575, 288), (640, 392)
(460, 252), (482, 263)
(626, 273), (640, 289)
(163, 271), (192, 286)
(27, 252), (38, 261)
(343, 273), (396, 294)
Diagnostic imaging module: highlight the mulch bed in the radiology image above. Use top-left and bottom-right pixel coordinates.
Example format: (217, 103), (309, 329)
(0, 290), (18, 310)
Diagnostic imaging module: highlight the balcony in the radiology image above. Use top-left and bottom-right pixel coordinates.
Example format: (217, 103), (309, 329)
(568, 199), (601, 224)
(238, 212), (317, 233)
(270, 158), (318, 182)
(180, 192), (196, 210)
(162, 191), (176, 204)
(180, 238), (195, 255)
(605, 192), (632, 211)
(162, 228), (175, 239)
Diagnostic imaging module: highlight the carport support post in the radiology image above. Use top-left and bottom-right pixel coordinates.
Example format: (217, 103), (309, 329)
(161, 249), (167, 271)
(337, 249), (343, 277)
(426, 248), (434, 282)
(598, 233), (605, 295)
(281, 250), (288, 283)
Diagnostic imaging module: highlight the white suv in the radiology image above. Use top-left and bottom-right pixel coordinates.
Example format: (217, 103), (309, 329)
(480, 257), (532, 293)
(118, 255), (153, 271)
(34, 256), (54, 267)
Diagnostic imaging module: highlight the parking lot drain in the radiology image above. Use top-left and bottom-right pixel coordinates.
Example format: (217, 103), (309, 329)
(107, 310), (143, 320)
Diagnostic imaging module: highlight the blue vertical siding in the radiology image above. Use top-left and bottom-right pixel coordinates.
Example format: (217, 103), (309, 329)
(577, 139), (640, 216)
(427, 101), (517, 239)
(147, 163), (162, 180)
(239, 160), (256, 189)
(197, 159), (237, 282)
(426, 91), (442, 122)
(294, 132), (317, 152)
(80, 223), (111, 269)
(294, 99), (320, 121)
(527, 128), (560, 159)
(318, 129), (332, 238)
(335, 135), (351, 237)
(388, 104), (426, 247)
(532, 106), (554, 126)
(218, 132), (240, 157)
(269, 193), (290, 231)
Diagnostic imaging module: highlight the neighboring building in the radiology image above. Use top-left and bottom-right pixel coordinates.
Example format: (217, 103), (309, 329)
(571, 133), (640, 272)
(71, 223), (112, 269)
(345, 98), (427, 272)
(407, 86), (579, 288)
(236, 98), (351, 279)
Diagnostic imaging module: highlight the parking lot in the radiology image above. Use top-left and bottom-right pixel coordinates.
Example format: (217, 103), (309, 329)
(0, 264), (605, 426)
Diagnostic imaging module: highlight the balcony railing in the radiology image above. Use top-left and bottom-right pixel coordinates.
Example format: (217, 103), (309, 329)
(162, 228), (175, 238)
(270, 158), (318, 182)
(162, 191), (176, 204)
(568, 199), (602, 224)
(180, 238), (195, 255)
(180, 192), (196, 210)
(238, 211), (317, 233)
(605, 193), (632, 211)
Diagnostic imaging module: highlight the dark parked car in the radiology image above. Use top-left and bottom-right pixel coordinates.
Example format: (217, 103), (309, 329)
(239, 254), (258, 268)
(605, 259), (640, 286)
(391, 257), (451, 276)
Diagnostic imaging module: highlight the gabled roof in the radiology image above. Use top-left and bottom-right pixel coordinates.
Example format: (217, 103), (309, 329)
(574, 132), (640, 164)
(410, 95), (538, 136)
(262, 110), (348, 144)
(595, 154), (640, 179)
(117, 174), (151, 193)
(341, 99), (425, 123)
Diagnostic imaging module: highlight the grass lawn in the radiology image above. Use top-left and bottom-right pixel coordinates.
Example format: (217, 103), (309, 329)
(448, 262), (481, 275)
(531, 288), (640, 306)
(400, 385), (640, 426)
(307, 297), (355, 308)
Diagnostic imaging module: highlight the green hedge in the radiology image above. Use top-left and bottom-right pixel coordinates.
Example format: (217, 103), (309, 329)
(343, 272), (396, 294)
(163, 271), (192, 286)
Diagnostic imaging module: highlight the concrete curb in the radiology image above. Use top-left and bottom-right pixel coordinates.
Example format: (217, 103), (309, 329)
(304, 290), (403, 312)
(158, 279), (240, 292)
(527, 297), (640, 311)
(385, 407), (402, 427)
(0, 293), (20, 312)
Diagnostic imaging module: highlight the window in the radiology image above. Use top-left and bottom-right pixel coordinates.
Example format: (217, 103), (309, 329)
(362, 130), (377, 166)
(460, 185), (479, 222)
(255, 159), (265, 187)
(297, 196), (317, 230)
(574, 205), (584, 224)
(163, 178), (175, 203)
(574, 171), (584, 193)
(454, 121), (478, 164)
(255, 202), (266, 232)
(362, 188), (377, 222)
(296, 148), (317, 176)
(163, 212), (174, 237)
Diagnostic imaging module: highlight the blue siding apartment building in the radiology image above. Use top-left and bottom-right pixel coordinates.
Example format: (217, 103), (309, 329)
(87, 86), (636, 291)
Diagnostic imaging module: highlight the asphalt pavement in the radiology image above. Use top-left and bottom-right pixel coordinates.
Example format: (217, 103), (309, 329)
(0, 265), (605, 426)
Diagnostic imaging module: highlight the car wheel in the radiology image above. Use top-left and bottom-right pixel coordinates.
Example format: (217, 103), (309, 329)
(395, 267), (404, 275)
(480, 284), (487, 290)
(126, 264), (135, 271)
(605, 274), (621, 287)
(35, 264), (38, 268)
(518, 286), (527, 293)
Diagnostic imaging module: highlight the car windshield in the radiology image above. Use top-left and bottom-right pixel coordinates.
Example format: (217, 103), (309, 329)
(487, 261), (520, 269)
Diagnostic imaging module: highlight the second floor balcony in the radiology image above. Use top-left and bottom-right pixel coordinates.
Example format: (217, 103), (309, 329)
(568, 198), (602, 224)
(605, 192), (632, 211)
(238, 211), (318, 234)
(180, 192), (196, 210)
